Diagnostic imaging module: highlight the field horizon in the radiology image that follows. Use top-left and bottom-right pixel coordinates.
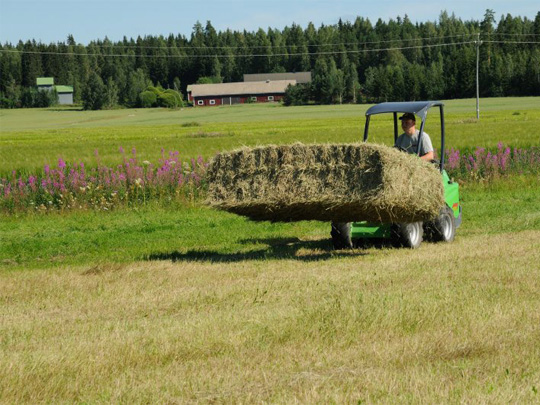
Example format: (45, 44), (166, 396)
(2, 97), (540, 132)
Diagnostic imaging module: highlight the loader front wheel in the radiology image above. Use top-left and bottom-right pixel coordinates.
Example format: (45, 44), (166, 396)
(425, 206), (456, 242)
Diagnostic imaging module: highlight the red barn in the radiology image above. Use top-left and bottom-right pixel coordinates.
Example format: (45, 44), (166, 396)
(187, 80), (296, 107)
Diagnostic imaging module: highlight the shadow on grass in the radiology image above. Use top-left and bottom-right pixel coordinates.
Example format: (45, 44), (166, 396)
(145, 237), (367, 263)
(47, 107), (84, 112)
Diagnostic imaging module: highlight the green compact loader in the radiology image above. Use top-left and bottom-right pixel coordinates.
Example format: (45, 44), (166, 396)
(331, 101), (462, 249)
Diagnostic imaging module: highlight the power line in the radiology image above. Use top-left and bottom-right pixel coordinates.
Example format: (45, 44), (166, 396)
(4, 33), (538, 52)
(2, 34), (479, 52)
(489, 33), (540, 37)
(0, 41), (480, 58)
(2, 33), (537, 52)
(1, 39), (536, 59)
(90, 34), (476, 50)
(482, 40), (540, 44)
(2, 35), (537, 54)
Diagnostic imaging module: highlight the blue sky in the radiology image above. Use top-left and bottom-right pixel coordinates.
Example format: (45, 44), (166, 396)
(1, 0), (538, 44)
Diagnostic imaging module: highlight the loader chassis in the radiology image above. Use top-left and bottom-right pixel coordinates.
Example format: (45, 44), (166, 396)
(345, 101), (462, 248)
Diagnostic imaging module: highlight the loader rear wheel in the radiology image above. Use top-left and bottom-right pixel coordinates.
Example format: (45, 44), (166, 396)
(331, 222), (353, 250)
(392, 222), (423, 249)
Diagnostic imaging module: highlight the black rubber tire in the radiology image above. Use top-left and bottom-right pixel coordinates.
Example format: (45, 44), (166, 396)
(331, 222), (353, 250)
(425, 206), (456, 243)
(392, 222), (423, 249)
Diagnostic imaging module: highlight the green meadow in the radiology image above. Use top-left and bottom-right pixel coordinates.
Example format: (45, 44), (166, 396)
(1, 98), (540, 402)
(1, 97), (539, 174)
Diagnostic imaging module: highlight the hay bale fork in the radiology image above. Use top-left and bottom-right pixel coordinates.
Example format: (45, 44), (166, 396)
(331, 101), (462, 249)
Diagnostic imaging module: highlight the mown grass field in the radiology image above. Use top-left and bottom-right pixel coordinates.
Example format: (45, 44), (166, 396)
(1, 98), (540, 402)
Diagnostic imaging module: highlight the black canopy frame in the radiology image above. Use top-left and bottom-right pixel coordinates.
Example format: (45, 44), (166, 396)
(362, 101), (446, 172)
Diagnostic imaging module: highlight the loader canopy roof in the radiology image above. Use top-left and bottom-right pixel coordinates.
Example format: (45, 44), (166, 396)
(365, 101), (444, 122)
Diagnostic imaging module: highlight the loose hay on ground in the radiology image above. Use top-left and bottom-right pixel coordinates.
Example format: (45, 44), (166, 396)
(206, 143), (444, 223)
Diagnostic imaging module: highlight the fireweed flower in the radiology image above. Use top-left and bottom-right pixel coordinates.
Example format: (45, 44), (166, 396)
(9, 145), (537, 213)
(444, 144), (540, 181)
(1, 149), (209, 213)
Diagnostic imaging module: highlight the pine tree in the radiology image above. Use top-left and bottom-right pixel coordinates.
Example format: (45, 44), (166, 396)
(82, 72), (106, 110)
(311, 57), (329, 103)
(21, 40), (43, 87)
(104, 77), (119, 109)
(147, 37), (168, 86)
(125, 68), (150, 107)
(252, 28), (272, 73)
(344, 62), (359, 103)
(328, 60), (344, 104)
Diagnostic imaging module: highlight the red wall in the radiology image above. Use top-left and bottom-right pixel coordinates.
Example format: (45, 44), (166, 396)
(190, 94), (284, 106)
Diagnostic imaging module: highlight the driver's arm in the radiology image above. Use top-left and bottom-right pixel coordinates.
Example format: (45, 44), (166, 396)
(420, 151), (434, 161)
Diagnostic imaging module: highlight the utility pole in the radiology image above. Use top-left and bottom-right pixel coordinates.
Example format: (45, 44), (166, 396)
(476, 33), (481, 120)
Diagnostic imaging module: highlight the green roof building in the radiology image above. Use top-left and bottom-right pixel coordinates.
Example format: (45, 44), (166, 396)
(55, 85), (74, 104)
(36, 77), (55, 87)
(36, 77), (74, 105)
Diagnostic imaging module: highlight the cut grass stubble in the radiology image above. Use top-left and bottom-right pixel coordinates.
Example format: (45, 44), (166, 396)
(1, 231), (539, 402)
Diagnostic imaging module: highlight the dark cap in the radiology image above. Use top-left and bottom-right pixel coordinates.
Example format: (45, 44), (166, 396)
(399, 113), (416, 121)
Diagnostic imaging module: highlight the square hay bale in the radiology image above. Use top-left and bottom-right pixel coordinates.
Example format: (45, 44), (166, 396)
(206, 143), (444, 223)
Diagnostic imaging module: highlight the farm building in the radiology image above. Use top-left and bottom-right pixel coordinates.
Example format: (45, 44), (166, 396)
(243, 72), (311, 84)
(55, 85), (74, 105)
(36, 77), (55, 91)
(187, 80), (295, 107)
(36, 77), (74, 105)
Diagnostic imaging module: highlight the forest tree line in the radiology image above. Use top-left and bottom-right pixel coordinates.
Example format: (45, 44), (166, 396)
(0, 10), (539, 109)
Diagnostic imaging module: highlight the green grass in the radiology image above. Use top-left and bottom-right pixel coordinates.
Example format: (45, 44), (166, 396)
(2, 97), (539, 130)
(1, 175), (538, 270)
(1, 97), (539, 174)
(0, 203), (321, 269)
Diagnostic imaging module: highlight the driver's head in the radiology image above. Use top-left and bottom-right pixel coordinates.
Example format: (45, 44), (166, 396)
(399, 113), (416, 135)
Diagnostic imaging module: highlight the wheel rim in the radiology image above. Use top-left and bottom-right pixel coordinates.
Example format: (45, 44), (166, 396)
(409, 223), (420, 245)
(442, 215), (453, 240)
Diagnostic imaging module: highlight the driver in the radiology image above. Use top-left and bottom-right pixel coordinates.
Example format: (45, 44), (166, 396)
(395, 113), (434, 161)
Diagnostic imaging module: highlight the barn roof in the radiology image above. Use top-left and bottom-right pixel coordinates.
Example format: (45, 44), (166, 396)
(36, 77), (54, 86)
(243, 72), (311, 83)
(55, 85), (74, 93)
(187, 80), (296, 97)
